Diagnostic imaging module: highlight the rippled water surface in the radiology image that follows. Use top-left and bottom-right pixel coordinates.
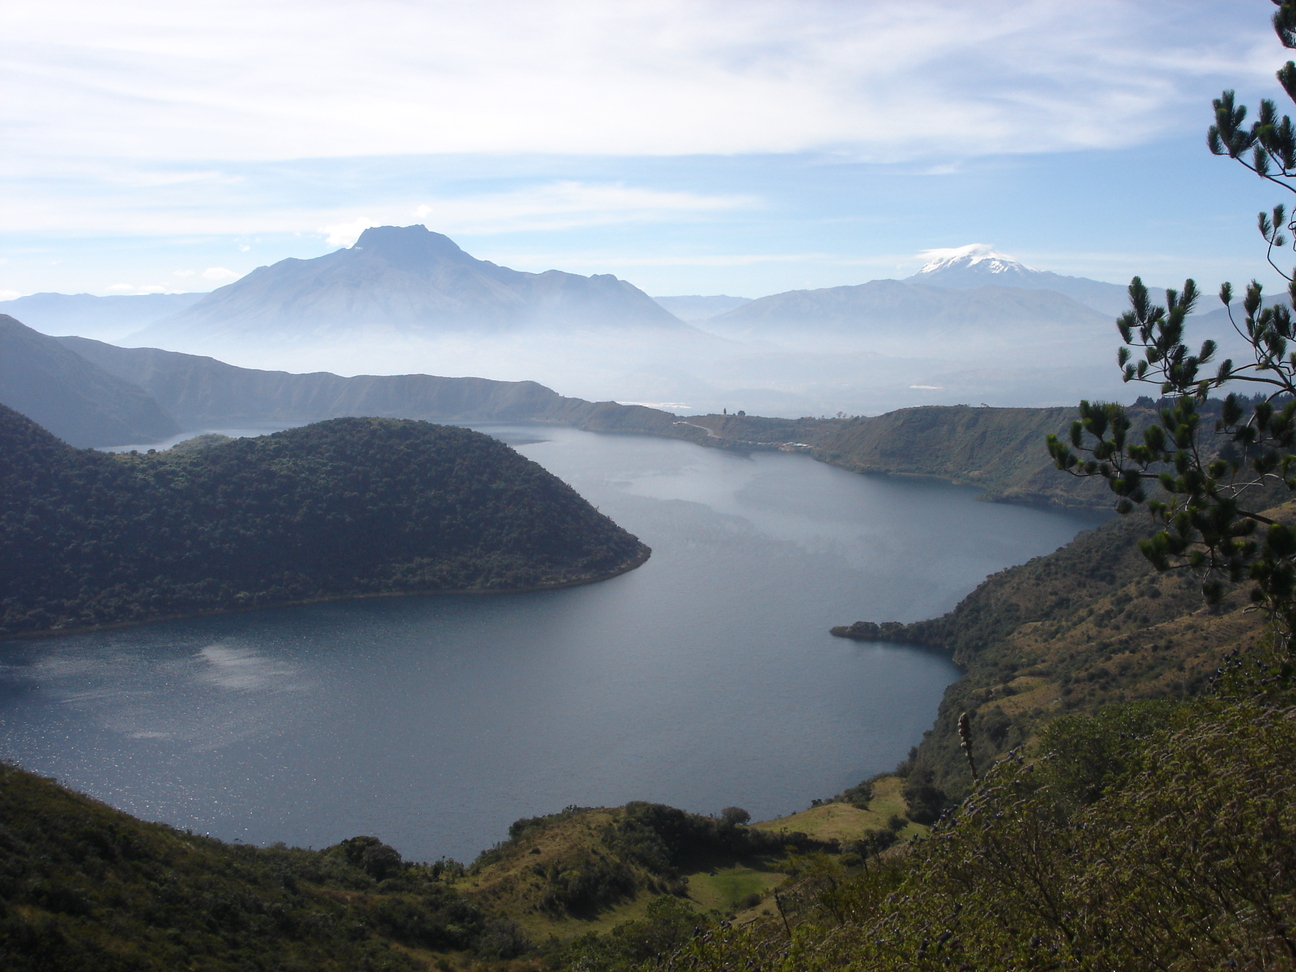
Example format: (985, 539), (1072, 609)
(0, 427), (1106, 861)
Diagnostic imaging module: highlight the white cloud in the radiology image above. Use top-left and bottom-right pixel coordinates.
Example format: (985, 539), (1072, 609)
(319, 217), (374, 248)
(0, 166), (756, 241)
(173, 268), (196, 276)
(0, 1), (1276, 169)
(201, 266), (238, 281)
(556, 251), (832, 268)
(0, 288), (20, 300)
(106, 282), (171, 294)
(412, 182), (755, 235)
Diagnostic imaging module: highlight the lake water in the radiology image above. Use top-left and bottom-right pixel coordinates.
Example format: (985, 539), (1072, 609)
(0, 427), (1106, 862)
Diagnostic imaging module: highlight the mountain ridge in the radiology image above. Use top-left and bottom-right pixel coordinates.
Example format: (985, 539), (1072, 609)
(907, 244), (1166, 316)
(135, 225), (692, 344)
(700, 278), (1111, 351)
(0, 315), (179, 447)
(54, 332), (693, 442)
(0, 291), (205, 342)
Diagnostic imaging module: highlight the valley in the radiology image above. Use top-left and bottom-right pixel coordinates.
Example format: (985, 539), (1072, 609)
(1, 311), (1286, 969)
(0, 229), (1283, 972)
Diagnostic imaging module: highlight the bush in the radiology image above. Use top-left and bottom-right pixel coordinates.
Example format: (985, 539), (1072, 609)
(900, 769), (950, 825)
(720, 807), (751, 827)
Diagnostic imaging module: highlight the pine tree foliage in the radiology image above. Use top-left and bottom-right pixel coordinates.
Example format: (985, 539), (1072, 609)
(1047, 0), (1296, 653)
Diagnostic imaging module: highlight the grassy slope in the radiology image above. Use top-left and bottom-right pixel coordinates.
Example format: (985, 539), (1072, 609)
(644, 693), (1296, 972)
(457, 805), (809, 943)
(833, 502), (1279, 800)
(0, 768), (840, 969)
(754, 777), (921, 843)
(456, 781), (929, 948)
(0, 762), (523, 971)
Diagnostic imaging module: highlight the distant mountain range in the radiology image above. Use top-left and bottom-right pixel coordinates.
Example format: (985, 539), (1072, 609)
(702, 279), (1110, 353)
(133, 225), (691, 346)
(652, 295), (752, 321)
(904, 244), (1164, 317)
(663, 247), (1163, 339)
(0, 292), (205, 343)
(2, 233), (1195, 416)
(0, 315), (693, 449)
(57, 331), (686, 435)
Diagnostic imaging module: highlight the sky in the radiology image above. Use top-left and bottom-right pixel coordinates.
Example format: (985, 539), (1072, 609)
(2, 0), (1294, 300)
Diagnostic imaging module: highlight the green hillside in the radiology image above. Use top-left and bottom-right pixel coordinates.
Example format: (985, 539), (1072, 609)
(0, 406), (647, 636)
(0, 764), (841, 971)
(832, 502), (1280, 805)
(634, 691), (1296, 972)
(810, 404), (1112, 506)
(0, 760), (525, 971)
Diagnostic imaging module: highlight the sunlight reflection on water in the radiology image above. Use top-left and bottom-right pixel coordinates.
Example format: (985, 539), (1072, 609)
(0, 427), (1106, 861)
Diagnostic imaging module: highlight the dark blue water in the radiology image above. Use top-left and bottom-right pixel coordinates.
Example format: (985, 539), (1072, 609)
(0, 427), (1106, 862)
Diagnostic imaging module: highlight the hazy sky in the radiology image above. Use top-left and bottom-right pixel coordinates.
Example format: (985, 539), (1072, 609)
(2, 0), (1292, 299)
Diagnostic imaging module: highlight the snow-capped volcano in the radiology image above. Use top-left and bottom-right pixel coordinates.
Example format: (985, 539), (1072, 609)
(912, 244), (1042, 286)
(907, 244), (1141, 317)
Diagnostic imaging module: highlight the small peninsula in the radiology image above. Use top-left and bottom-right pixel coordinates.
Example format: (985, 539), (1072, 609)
(0, 406), (648, 637)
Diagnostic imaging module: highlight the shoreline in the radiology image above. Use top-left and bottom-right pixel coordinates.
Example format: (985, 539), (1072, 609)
(0, 542), (651, 643)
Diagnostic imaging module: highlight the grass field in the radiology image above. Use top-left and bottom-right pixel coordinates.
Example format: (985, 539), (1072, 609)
(752, 776), (923, 843)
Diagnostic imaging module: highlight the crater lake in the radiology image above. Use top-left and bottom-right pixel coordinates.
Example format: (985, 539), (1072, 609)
(0, 426), (1106, 862)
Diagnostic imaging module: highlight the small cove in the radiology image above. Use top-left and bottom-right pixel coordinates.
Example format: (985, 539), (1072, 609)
(0, 426), (1107, 862)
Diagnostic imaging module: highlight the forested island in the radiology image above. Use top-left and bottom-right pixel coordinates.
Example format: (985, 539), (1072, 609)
(0, 405), (647, 636)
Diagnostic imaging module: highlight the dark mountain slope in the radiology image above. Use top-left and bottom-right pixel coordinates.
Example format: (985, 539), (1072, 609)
(58, 335), (571, 427)
(810, 404), (1111, 507)
(0, 406), (648, 636)
(56, 334), (690, 439)
(671, 406), (1112, 508)
(0, 315), (179, 447)
(137, 225), (690, 342)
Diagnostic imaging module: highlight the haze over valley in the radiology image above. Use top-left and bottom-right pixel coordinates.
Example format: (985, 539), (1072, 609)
(2, 232), (1222, 421)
